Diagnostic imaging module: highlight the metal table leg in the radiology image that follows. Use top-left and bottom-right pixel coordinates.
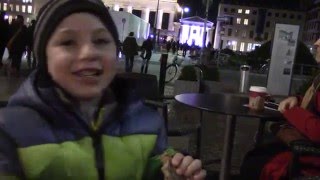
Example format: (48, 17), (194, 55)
(196, 110), (203, 159)
(255, 119), (266, 147)
(219, 115), (236, 180)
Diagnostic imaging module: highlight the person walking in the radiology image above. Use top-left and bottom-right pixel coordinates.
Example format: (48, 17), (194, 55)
(26, 19), (36, 69)
(0, 11), (10, 66)
(6, 15), (28, 76)
(140, 36), (153, 74)
(122, 32), (138, 72)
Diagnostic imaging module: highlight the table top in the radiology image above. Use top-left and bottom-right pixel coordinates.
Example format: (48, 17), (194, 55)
(175, 93), (283, 119)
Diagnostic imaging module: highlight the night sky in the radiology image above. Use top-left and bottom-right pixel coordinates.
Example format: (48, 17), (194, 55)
(177, 0), (314, 22)
(178, 0), (221, 21)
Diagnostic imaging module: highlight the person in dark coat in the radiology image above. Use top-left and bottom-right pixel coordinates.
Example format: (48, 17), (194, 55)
(26, 19), (36, 69)
(0, 11), (10, 66)
(7, 15), (28, 76)
(122, 32), (138, 72)
(166, 40), (172, 53)
(182, 41), (189, 57)
(140, 36), (153, 74)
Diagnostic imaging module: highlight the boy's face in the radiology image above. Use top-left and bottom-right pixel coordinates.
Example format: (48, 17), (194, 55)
(46, 13), (117, 101)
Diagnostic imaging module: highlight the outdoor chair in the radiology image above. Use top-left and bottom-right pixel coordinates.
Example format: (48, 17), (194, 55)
(114, 72), (201, 155)
(288, 140), (320, 180)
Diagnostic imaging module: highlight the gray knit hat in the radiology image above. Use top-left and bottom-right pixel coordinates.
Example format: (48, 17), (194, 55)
(33, 0), (119, 85)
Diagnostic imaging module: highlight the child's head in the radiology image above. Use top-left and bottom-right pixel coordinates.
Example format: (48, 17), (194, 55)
(34, 0), (119, 101)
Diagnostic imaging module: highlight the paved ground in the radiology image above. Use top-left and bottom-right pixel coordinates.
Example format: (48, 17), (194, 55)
(0, 51), (311, 179)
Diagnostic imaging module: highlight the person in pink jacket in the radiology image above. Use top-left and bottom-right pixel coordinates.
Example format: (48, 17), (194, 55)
(241, 38), (320, 180)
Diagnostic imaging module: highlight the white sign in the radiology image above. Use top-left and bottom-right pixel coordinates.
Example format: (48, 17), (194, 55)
(267, 24), (300, 96)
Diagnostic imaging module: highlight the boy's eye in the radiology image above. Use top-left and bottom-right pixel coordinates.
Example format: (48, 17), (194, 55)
(60, 40), (75, 46)
(94, 39), (110, 45)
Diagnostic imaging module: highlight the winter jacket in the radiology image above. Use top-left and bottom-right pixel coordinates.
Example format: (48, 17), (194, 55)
(122, 36), (138, 57)
(260, 91), (320, 179)
(0, 72), (170, 180)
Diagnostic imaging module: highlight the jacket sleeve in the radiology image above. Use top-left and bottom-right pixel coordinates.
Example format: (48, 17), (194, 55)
(284, 107), (320, 143)
(0, 130), (23, 180)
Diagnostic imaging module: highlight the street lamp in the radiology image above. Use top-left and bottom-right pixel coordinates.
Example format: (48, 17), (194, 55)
(177, 6), (189, 21)
(177, 6), (189, 43)
(121, 18), (126, 42)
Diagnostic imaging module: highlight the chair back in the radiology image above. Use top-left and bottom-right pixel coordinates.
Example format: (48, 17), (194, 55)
(114, 72), (159, 100)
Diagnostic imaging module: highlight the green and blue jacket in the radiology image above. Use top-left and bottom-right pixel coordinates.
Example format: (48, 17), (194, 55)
(0, 72), (170, 180)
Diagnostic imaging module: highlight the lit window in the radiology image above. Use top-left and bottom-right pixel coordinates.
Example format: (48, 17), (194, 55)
(238, 9), (242, 13)
(3, 3), (7, 11)
(232, 41), (237, 51)
(27, 17), (30, 23)
(247, 43), (252, 51)
(8, 15), (13, 24)
(240, 42), (245, 52)
(237, 18), (241, 24)
(244, 19), (248, 25)
(27, 5), (32, 13)
(245, 10), (250, 14)
(16, 5), (19, 12)
(252, 44), (261, 50)
(9, 4), (13, 11)
(22, 5), (26, 13)
(22, 0), (26, 3)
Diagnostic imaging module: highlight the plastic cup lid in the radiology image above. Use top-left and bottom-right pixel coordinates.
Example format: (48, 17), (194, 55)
(249, 86), (267, 93)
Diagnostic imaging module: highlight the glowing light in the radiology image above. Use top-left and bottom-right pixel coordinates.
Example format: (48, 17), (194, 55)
(113, 4), (120, 11)
(4, 15), (9, 20)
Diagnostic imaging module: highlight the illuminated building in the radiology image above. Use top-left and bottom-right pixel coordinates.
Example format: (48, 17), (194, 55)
(214, 0), (306, 52)
(0, 0), (35, 24)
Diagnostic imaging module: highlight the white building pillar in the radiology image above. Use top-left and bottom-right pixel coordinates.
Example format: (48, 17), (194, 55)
(156, 9), (163, 29)
(126, 6), (133, 13)
(141, 8), (150, 22)
(213, 21), (221, 49)
(113, 4), (120, 11)
(168, 12), (175, 31)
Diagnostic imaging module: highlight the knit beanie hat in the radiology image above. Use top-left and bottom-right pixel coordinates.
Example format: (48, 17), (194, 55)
(33, 0), (119, 86)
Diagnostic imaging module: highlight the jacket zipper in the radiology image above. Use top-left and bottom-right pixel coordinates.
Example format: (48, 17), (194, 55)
(73, 112), (105, 180)
(92, 133), (105, 180)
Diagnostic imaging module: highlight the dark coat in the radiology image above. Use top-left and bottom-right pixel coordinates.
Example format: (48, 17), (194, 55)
(122, 36), (138, 57)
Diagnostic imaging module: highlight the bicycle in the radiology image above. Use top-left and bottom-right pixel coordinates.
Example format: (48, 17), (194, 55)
(165, 55), (203, 83)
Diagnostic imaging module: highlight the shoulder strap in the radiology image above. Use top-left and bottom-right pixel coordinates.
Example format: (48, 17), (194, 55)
(300, 73), (320, 109)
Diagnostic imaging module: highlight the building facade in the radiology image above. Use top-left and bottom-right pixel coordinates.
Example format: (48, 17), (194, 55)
(179, 16), (214, 47)
(214, 2), (306, 52)
(102, 0), (178, 31)
(303, 0), (320, 49)
(0, 0), (35, 24)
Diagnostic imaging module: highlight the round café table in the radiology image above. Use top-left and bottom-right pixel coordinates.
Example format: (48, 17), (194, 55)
(175, 93), (283, 180)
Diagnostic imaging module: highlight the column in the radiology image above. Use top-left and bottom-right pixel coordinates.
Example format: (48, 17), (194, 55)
(141, 8), (150, 22)
(156, 9), (163, 29)
(168, 12), (175, 31)
(213, 21), (221, 49)
(113, 4), (120, 11)
(126, 6), (132, 13)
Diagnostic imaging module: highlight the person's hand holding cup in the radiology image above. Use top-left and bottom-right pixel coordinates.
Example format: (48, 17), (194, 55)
(249, 86), (268, 111)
